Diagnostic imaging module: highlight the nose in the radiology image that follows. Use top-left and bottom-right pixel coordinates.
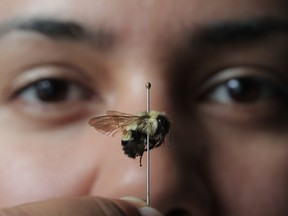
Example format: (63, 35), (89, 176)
(88, 72), (212, 215)
(142, 138), (212, 216)
(121, 78), (212, 215)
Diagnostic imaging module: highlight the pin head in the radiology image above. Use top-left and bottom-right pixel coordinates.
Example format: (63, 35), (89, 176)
(145, 82), (151, 89)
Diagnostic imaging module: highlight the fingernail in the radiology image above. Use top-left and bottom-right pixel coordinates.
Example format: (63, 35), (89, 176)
(138, 206), (164, 216)
(120, 197), (164, 216)
(120, 196), (147, 208)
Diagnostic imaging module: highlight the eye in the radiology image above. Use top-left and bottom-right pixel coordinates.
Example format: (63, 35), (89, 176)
(195, 67), (288, 126)
(7, 71), (100, 126)
(198, 66), (288, 106)
(207, 76), (278, 104)
(13, 78), (93, 103)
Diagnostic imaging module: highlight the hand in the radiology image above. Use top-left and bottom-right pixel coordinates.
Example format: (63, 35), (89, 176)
(0, 196), (163, 216)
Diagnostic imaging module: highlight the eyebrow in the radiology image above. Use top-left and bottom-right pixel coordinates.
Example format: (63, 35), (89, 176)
(1, 17), (287, 50)
(196, 18), (288, 45)
(0, 18), (113, 49)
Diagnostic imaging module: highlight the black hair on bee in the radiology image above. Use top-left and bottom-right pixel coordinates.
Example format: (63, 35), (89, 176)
(89, 110), (171, 166)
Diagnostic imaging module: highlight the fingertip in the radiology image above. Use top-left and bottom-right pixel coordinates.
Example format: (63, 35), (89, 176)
(112, 199), (143, 216)
(119, 197), (164, 216)
(120, 196), (147, 207)
(138, 206), (164, 216)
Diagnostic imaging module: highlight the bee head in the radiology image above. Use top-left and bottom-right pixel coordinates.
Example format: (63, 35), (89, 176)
(156, 114), (170, 134)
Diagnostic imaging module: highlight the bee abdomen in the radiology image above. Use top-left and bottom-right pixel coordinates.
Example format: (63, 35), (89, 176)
(121, 130), (145, 158)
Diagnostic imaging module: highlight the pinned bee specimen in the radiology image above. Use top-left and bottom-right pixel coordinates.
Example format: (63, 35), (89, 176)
(88, 110), (171, 166)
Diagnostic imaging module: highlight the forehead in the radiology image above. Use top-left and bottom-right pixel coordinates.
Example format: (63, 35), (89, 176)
(0, 0), (287, 27)
(0, 0), (287, 52)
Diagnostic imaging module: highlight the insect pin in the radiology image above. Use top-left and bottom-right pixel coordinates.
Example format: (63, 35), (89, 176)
(88, 110), (171, 166)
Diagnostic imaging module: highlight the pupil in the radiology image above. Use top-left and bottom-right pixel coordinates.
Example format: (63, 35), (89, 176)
(226, 78), (261, 102)
(34, 79), (69, 102)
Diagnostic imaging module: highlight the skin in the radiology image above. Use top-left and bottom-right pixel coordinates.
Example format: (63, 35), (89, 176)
(0, 0), (288, 215)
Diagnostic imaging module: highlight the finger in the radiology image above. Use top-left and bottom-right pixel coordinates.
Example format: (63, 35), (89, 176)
(0, 196), (140, 216)
(120, 197), (164, 216)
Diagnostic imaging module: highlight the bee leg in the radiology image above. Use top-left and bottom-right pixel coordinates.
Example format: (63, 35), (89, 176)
(139, 155), (143, 167)
(144, 138), (157, 151)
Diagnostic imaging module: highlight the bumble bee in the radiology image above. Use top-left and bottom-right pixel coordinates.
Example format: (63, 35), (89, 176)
(89, 110), (171, 166)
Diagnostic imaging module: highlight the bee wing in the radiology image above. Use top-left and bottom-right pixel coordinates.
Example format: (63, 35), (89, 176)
(89, 110), (140, 136)
(106, 110), (136, 117)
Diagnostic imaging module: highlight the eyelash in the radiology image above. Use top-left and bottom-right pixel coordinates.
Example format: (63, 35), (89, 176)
(205, 76), (287, 104)
(11, 78), (94, 104)
(6, 73), (100, 125)
(195, 65), (288, 104)
(192, 66), (288, 126)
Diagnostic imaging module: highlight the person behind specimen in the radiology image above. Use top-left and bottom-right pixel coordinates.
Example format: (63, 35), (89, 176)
(0, 0), (287, 215)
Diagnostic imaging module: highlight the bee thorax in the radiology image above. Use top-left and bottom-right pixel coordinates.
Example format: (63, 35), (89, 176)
(122, 130), (132, 141)
(138, 118), (158, 135)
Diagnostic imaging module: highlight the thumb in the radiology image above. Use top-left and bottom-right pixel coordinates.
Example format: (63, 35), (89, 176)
(0, 196), (163, 216)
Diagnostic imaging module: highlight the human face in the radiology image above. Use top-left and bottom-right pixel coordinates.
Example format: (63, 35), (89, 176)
(0, 0), (288, 215)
